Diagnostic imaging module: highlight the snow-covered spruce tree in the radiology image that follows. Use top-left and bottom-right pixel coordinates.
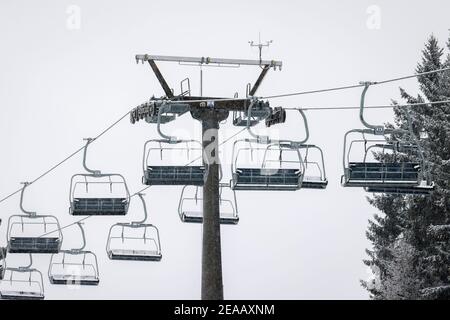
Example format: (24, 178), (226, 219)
(362, 34), (450, 300)
(379, 237), (423, 300)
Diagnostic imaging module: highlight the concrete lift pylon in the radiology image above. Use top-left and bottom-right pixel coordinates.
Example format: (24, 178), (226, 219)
(132, 53), (283, 300)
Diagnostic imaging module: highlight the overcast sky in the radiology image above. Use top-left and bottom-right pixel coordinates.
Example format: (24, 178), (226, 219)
(0, 0), (449, 299)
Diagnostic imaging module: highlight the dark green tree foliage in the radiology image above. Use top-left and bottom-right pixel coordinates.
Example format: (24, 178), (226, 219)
(363, 35), (450, 300)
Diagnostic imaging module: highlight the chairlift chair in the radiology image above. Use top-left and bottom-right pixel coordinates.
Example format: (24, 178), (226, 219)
(232, 140), (305, 191)
(143, 104), (206, 186)
(143, 139), (206, 186)
(232, 102), (328, 191)
(0, 254), (45, 300)
(341, 82), (434, 195)
(262, 143), (328, 189)
(70, 138), (131, 216)
(7, 183), (63, 254)
(178, 183), (239, 224)
(106, 193), (162, 261)
(48, 222), (99, 286)
(342, 137), (424, 187)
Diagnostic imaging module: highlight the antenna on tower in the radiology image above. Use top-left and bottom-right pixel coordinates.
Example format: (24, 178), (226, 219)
(249, 32), (273, 66)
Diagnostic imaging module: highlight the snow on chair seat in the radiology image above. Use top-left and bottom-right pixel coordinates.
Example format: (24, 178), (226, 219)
(233, 168), (302, 191)
(49, 274), (99, 286)
(71, 198), (128, 216)
(8, 236), (60, 254)
(345, 162), (420, 186)
(106, 193), (162, 262)
(48, 223), (100, 286)
(108, 248), (162, 261)
(0, 254), (45, 300)
(180, 211), (240, 225)
(144, 165), (205, 186)
(178, 184), (239, 225)
(50, 274), (98, 285)
(341, 82), (434, 194)
(365, 181), (434, 195)
(0, 289), (44, 300)
(302, 176), (329, 189)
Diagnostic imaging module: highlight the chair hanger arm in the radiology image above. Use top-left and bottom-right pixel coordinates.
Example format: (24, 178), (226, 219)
(132, 193), (148, 225)
(157, 103), (180, 143)
(82, 138), (101, 175)
(72, 222), (87, 252)
(19, 182), (36, 216)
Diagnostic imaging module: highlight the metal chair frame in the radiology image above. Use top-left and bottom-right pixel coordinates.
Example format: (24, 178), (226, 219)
(143, 139), (206, 186)
(341, 82), (433, 194)
(178, 183), (239, 224)
(231, 100), (324, 191)
(106, 193), (162, 262)
(142, 104), (208, 186)
(7, 183), (63, 254)
(69, 138), (131, 216)
(231, 140), (305, 190)
(0, 254), (45, 300)
(48, 222), (100, 286)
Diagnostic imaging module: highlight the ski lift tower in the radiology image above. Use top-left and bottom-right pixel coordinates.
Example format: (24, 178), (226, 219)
(131, 53), (283, 299)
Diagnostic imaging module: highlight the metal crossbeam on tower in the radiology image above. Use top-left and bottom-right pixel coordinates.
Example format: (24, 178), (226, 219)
(136, 54), (282, 69)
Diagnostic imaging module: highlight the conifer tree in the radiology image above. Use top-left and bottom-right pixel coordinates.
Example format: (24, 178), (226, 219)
(363, 34), (450, 299)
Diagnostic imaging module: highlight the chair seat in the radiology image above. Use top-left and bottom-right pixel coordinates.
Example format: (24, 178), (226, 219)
(365, 183), (434, 195)
(8, 237), (60, 254)
(144, 166), (205, 186)
(50, 275), (99, 286)
(345, 162), (420, 186)
(302, 176), (328, 189)
(108, 249), (162, 261)
(71, 198), (128, 216)
(181, 211), (239, 225)
(233, 168), (302, 190)
(0, 291), (44, 300)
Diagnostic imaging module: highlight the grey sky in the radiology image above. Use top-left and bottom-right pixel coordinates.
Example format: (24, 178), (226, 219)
(0, 0), (449, 299)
